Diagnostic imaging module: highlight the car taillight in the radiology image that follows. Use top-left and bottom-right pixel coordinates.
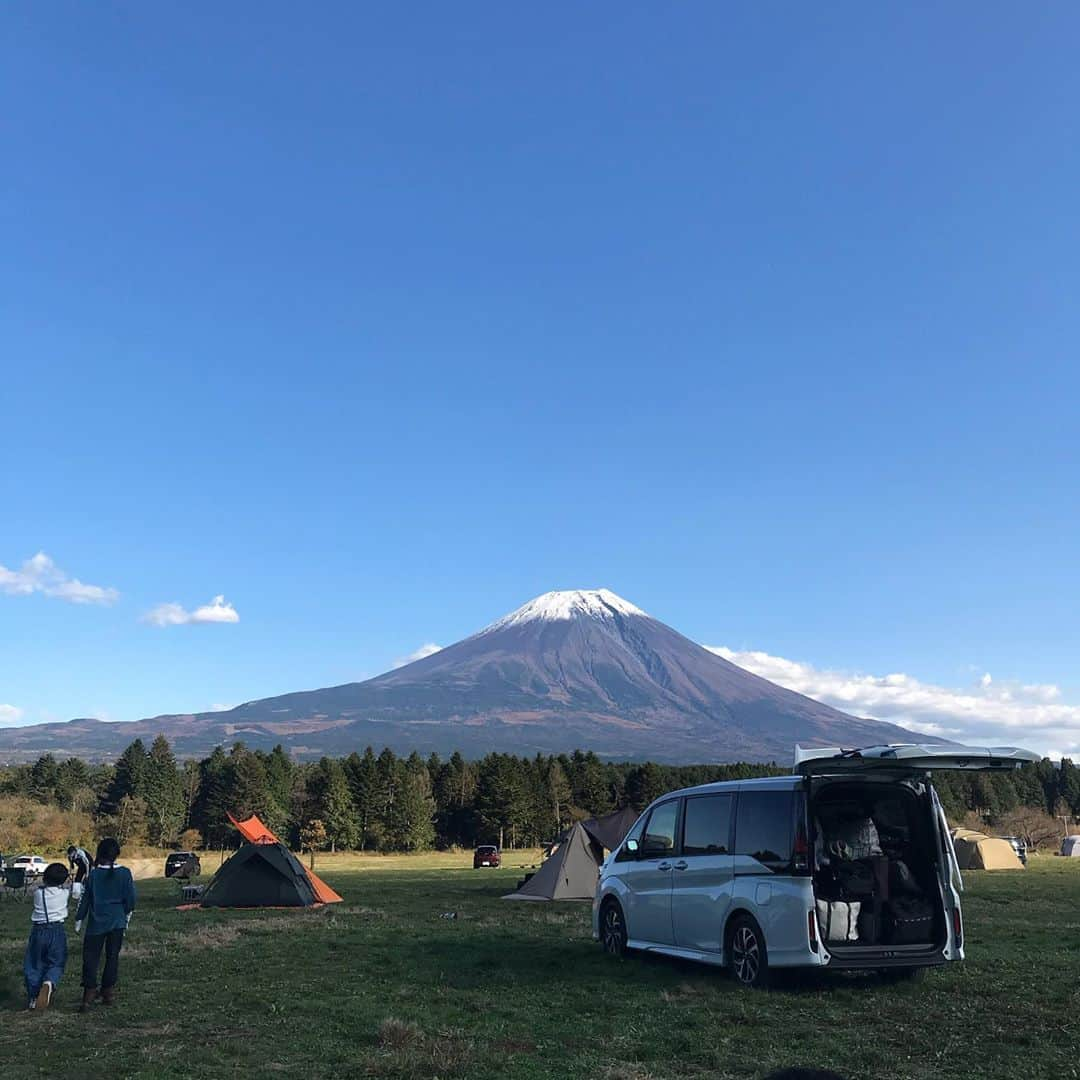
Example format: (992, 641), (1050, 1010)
(808, 909), (818, 952)
(793, 823), (809, 872)
(953, 908), (963, 948)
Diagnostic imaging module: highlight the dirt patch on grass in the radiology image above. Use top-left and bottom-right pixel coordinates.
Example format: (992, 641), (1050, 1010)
(599, 1065), (659, 1080)
(659, 981), (710, 1003)
(372, 1017), (475, 1077)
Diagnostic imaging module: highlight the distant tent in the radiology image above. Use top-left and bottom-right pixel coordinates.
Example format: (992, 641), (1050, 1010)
(1061, 835), (1080, 857)
(226, 812), (341, 902)
(582, 806), (639, 852)
(200, 841), (322, 907)
(503, 822), (604, 901)
(950, 828), (1024, 870)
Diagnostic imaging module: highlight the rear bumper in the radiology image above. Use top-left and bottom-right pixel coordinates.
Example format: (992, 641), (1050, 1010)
(824, 945), (949, 970)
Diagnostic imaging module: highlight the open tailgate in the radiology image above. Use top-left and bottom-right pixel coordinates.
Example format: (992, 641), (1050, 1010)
(794, 743), (1040, 777)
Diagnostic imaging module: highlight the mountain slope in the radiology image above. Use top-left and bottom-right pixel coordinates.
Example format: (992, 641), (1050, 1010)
(0, 589), (931, 763)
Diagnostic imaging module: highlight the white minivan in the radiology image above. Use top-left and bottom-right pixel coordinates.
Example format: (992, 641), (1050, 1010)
(593, 743), (1038, 987)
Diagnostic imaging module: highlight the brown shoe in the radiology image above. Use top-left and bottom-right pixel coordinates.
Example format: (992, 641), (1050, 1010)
(35, 981), (53, 1010)
(100, 987), (115, 1006)
(79, 988), (97, 1014)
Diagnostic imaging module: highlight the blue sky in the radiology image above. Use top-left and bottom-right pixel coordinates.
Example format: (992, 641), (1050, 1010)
(2, 4), (1078, 754)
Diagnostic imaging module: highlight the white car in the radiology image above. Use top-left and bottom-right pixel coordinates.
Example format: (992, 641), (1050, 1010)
(594, 743), (1039, 987)
(11, 855), (50, 877)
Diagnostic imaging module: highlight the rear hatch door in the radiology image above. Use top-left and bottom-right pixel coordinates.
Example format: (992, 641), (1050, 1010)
(795, 743), (1040, 778)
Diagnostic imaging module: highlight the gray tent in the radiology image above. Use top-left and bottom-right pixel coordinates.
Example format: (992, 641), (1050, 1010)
(1062, 835), (1080, 857)
(582, 806), (639, 852)
(503, 823), (604, 901)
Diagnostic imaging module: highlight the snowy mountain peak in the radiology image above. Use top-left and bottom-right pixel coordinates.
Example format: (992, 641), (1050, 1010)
(483, 589), (648, 632)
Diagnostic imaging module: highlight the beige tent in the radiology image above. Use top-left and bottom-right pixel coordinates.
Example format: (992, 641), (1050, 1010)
(951, 828), (1024, 870)
(503, 822), (604, 901)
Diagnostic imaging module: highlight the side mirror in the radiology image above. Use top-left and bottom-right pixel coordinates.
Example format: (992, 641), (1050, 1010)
(625, 838), (639, 856)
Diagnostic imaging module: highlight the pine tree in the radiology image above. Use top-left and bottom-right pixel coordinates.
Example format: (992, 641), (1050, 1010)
(1060, 758), (1080, 816)
(265, 745), (294, 824)
(313, 758), (358, 852)
(229, 748), (273, 823)
(192, 746), (233, 846)
(391, 757), (436, 851)
(547, 760), (572, 834)
(53, 758), (90, 811)
(344, 748), (380, 850)
(102, 739), (148, 816)
(625, 762), (666, 810)
(29, 754), (61, 804)
(144, 735), (185, 846)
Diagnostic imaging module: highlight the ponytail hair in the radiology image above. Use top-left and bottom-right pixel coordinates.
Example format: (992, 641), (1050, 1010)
(95, 836), (121, 869)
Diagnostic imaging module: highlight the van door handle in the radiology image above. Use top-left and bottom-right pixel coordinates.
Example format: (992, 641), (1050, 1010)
(657, 862), (672, 872)
(672, 861), (688, 871)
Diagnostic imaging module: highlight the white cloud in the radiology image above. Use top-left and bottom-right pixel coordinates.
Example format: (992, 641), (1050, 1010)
(0, 704), (24, 726)
(393, 642), (442, 669)
(143, 595), (240, 627)
(706, 645), (1080, 758)
(0, 552), (118, 605)
(208, 703), (235, 712)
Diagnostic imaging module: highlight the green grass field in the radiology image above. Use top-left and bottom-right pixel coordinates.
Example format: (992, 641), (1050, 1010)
(2, 853), (1078, 1079)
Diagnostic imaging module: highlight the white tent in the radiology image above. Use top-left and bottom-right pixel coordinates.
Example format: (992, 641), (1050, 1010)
(1061, 835), (1080, 857)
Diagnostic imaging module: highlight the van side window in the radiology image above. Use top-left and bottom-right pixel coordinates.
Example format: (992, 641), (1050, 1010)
(734, 790), (794, 866)
(682, 795), (733, 856)
(639, 801), (679, 856)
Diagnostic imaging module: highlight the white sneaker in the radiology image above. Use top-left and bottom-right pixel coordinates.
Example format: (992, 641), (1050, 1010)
(27, 997), (36, 1010)
(35, 981), (53, 1010)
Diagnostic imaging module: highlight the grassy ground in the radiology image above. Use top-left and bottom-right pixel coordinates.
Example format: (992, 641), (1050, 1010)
(1, 852), (1078, 1080)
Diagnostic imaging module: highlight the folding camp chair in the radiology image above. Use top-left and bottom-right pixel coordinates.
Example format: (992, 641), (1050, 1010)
(2, 868), (28, 897)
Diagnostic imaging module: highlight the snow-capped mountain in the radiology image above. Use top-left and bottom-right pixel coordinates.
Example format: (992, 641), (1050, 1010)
(0, 588), (932, 763)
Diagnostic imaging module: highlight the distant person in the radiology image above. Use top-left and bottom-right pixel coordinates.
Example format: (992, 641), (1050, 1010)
(67, 844), (93, 883)
(24, 862), (71, 1010)
(74, 837), (136, 1012)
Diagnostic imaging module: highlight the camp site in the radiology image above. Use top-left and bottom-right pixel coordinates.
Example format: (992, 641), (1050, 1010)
(3, 740), (1080, 1080)
(6, 5), (1080, 1077)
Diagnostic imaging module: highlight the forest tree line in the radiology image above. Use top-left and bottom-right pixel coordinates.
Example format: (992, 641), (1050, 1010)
(1, 735), (1078, 854)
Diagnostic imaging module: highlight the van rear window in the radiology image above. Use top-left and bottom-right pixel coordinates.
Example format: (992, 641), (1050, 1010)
(734, 790), (795, 866)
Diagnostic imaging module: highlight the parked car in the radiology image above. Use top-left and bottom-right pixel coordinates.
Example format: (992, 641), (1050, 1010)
(11, 855), (49, 878)
(998, 835), (1027, 865)
(164, 851), (202, 878)
(473, 845), (501, 868)
(594, 743), (1039, 988)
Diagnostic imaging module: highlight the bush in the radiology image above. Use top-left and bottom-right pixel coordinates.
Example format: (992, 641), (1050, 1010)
(0, 795), (95, 853)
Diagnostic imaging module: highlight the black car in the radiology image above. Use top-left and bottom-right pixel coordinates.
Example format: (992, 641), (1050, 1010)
(164, 851), (202, 878)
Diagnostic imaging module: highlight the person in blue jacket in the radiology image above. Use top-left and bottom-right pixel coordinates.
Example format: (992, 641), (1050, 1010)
(74, 837), (136, 1012)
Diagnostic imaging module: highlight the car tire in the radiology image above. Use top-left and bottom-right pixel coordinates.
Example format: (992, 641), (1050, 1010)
(599, 899), (628, 960)
(727, 915), (770, 989)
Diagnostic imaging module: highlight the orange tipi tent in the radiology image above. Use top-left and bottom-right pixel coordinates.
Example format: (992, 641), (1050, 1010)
(227, 812), (343, 904)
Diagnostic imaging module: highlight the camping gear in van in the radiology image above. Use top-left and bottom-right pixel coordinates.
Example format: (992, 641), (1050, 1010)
(888, 858), (921, 895)
(823, 808), (882, 861)
(856, 908), (881, 945)
(885, 897), (934, 945)
(835, 860), (875, 897)
(815, 899), (862, 942)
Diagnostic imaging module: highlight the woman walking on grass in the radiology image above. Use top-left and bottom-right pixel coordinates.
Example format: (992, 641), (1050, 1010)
(74, 837), (136, 1013)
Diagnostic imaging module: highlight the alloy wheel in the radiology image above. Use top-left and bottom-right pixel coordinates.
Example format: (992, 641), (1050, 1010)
(602, 905), (625, 956)
(732, 924), (760, 985)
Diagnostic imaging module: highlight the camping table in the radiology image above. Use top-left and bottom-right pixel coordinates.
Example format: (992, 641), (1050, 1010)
(181, 884), (205, 902)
